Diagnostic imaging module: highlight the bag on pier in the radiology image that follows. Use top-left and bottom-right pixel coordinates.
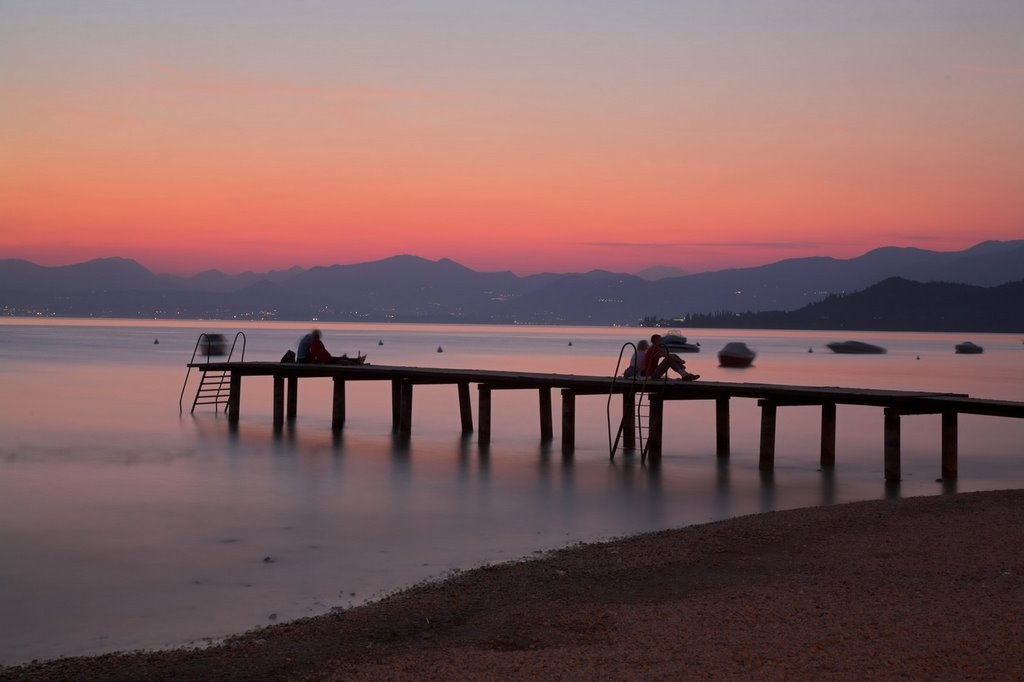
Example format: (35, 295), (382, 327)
(280, 350), (296, 363)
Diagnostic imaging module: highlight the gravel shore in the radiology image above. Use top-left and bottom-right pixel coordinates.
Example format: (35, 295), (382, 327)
(4, 489), (1022, 681)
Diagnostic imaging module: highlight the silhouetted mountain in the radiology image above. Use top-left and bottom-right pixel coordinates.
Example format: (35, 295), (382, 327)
(235, 255), (531, 321)
(635, 265), (688, 280)
(1, 241), (1022, 327)
(685, 278), (1024, 333)
(0, 257), (167, 292)
(163, 266), (306, 293)
(498, 241), (1024, 323)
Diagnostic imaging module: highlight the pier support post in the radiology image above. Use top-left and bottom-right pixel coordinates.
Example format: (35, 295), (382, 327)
(820, 402), (837, 468)
(716, 397), (730, 457)
(458, 382), (473, 434)
(332, 378), (346, 431)
(758, 400), (776, 471)
(884, 408), (901, 482)
(228, 372), (241, 423)
(561, 390), (576, 455)
(391, 380), (402, 432)
(941, 411), (958, 479)
(478, 385), (492, 446)
(398, 381), (413, 437)
(622, 392), (636, 450)
(645, 395), (663, 462)
(273, 376), (284, 427)
(539, 387), (553, 443)
(286, 377), (298, 420)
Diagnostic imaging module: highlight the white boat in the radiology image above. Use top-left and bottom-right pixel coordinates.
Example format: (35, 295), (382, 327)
(661, 334), (700, 353)
(718, 342), (756, 367)
(826, 340), (887, 354)
(954, 341), (984, 354)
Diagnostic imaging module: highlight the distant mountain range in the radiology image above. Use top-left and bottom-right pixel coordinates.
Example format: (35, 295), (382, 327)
(686, 277), (1024, 333)
(1, 240), (1023, 330)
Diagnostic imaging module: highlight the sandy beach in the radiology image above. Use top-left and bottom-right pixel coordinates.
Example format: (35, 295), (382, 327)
(3, 489), (1022, 680)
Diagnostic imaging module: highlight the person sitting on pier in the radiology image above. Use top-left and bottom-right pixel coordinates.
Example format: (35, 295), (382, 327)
(623, 339), (650, 379)
(296, 329), (366, 365)
(644, 334), (699, 381)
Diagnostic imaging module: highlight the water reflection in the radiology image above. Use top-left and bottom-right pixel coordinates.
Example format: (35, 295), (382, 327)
(758, 468), (776, 512)
(4, 321), (1024, 666)
(819, 466), (835, 506)
(715, 457), (731, 518)
(884, 480), (903, 500)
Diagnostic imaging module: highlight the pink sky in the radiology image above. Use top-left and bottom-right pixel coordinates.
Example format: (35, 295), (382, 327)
(1, 2), (1021, 275)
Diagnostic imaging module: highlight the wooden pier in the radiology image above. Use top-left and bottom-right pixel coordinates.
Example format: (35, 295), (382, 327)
(187, 361), (1024, 483)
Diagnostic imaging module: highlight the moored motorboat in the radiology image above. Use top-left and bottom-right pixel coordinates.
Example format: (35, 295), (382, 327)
(954, 341), (983, 354)
(718, 342), (755, 368)
(662, 334), (700, 353)
(826, 340), (887, 354)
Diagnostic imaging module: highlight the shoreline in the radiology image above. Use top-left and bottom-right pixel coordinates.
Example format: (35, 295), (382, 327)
(4, 489), (1022, 680)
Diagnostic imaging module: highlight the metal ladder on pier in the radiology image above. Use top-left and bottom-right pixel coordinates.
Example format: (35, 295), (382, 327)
(608, 342), (654, 462)
(178, 332), (247, 414)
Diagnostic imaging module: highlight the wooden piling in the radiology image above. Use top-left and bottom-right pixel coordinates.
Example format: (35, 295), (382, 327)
(332, 377), (346, 431)
(391, 380), (402, 432)
(942, 411), (958, 479)
(645, 395), (664, 462)
(478, 385), (492, 446)
(820, 402), (837, 467)
(228, 373), (241, 423)
(539, 387), (553, 442)
(758, 400), (776, 471)
(273, 375), (284, 427)
(884, 409), (901, 482)
(716, 397), (730, 457)
(398, 381), (413, 437)
(622, 392), (636, 450)
(561, 390), (576, 455)
(458, 382), (473, 434)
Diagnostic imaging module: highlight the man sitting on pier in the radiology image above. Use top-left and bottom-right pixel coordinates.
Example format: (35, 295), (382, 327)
(296, 329), (366, 365)
(644, 334), (699, 381)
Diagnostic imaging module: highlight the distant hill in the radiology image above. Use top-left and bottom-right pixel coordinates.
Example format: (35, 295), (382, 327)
(685, 278), (1024, 333)
(634, 265), (688, 281)
(492, 240), (1024, 324)
(1, 240), (1023, 328)
(0, 257), (164, 292)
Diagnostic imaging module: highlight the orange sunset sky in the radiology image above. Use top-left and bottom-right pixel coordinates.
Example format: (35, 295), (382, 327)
(1, 2), (1022, 276)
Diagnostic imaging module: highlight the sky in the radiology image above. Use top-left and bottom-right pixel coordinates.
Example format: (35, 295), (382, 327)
(1, 1), (1022, 276)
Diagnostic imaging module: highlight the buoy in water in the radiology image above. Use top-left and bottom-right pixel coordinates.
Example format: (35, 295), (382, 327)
(437, 345), (443, 353)
(154, 338), (159, 344)
(568, 341), (573, 346)
(808, 347), (813, 353)
(378, 340), (383, 345)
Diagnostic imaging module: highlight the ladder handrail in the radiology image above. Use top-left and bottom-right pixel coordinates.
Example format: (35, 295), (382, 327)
(608, 340), (672, 462)
(225, 331), (246, 363)
(607, 342), (643, 459)
(179, 331), (247, 414)
(638, 373), (671, 464)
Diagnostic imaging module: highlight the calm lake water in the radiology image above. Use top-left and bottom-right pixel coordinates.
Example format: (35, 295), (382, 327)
(1, 319), (1022, 665)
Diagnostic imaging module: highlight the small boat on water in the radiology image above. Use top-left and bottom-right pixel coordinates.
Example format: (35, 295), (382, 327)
(826, 340), (887, 354)
(954, 341), (984, 354)
(718, 342), (756, 368)
(662, 334), (700, 353)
